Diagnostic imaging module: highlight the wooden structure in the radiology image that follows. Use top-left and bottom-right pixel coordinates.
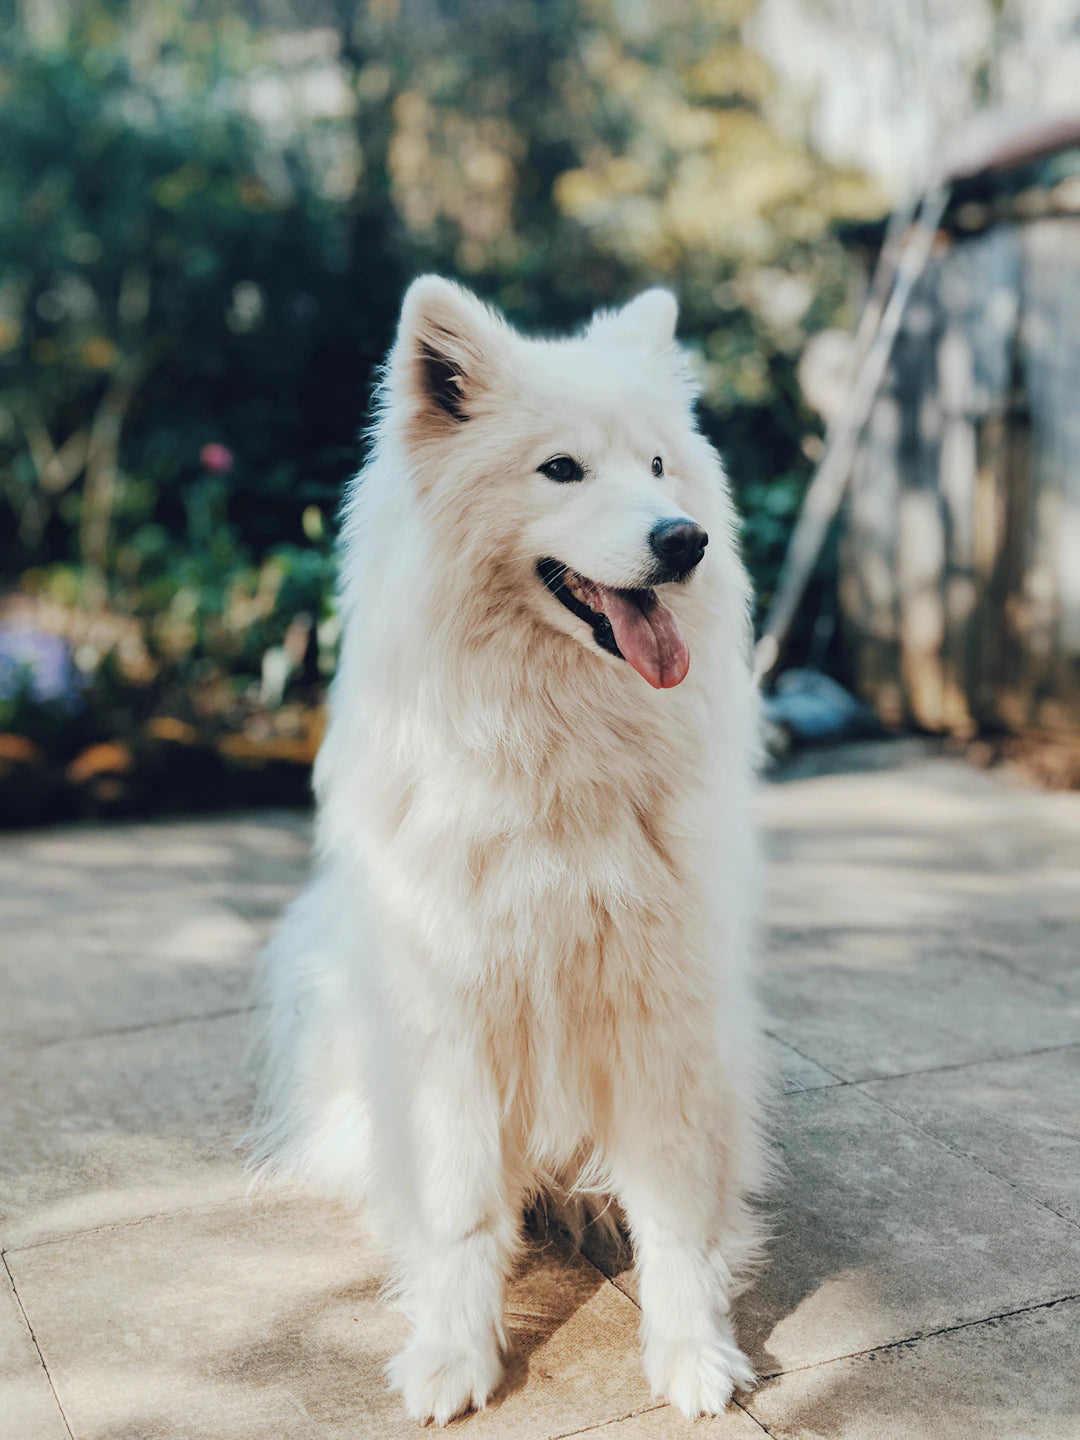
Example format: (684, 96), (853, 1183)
(839, 125), (1080, 737)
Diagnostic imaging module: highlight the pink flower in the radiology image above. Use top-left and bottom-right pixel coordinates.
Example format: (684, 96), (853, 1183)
(199, 443), (234, 473)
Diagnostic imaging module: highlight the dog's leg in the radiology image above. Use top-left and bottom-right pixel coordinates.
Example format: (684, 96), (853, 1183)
(610, 1122), (756, 1418)
(385, 1026), (516, 1426)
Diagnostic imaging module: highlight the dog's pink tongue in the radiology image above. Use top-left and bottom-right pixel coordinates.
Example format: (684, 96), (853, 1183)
(595, 587), (690, 689)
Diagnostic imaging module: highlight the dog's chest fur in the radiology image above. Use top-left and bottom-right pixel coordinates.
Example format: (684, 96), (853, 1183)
(361, 714), (712, 1155)
(361, 690), (696, 944)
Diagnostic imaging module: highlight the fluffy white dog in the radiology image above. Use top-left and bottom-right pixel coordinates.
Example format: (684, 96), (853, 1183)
(248, 276), (766, 1424)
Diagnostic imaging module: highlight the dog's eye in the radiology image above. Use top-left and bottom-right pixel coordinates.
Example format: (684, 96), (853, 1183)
(652, 456), (664, 477)
(539, 455), (584, 483)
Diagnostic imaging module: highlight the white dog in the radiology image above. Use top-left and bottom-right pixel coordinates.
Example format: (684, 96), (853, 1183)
(248, 276), (766, 1423)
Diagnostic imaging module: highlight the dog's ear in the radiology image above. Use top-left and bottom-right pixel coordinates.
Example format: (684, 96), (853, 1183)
(588, 288), (678, 352)
(393, 275), (502, 425)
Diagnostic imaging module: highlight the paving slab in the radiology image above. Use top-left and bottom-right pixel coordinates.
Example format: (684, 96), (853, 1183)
(0, 1263), (68, 1440)
(0, 1010), (252, 1248)
(761, 1032), (840, 1094)
(574, 1401), (766, 1436)
(759, 750), (1080, 944)
(3, 744), (1080, 1438)
(190, 813), (312, 925)
(738, 1086), (1080, 1377)
(955, 913), (1080, 998)
(0, 825), (224, 924)
(758, 751), (1080, 1079)
(862, 1044), (1080, 1225)
(0, 833), (246, 1057)
(747, 1298), (1080, 1440)
(0, 897), (257, 1047)
(759, 931), (1080, 1082)
(0, 809), (309, 928)
(7, 1198), (657, 1440)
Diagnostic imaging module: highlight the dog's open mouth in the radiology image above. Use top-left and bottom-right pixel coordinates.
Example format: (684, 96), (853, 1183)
(537, 559), (690, 689)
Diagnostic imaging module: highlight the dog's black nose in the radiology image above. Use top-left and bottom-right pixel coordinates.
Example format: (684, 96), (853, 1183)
(649, 519), (708, 576)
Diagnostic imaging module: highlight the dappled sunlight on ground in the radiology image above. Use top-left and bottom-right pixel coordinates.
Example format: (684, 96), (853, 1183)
(2, 742), (1079, 1438)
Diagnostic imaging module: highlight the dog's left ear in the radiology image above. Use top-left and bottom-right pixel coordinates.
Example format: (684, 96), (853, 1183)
(392, 275), (503, 426)
(588, 288), (679, 352)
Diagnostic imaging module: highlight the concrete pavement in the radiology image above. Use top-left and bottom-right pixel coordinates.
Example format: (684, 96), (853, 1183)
(2, 741), (1078, 1438)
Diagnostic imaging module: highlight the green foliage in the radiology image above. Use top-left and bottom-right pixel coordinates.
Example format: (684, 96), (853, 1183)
(0, 0), (885, 745)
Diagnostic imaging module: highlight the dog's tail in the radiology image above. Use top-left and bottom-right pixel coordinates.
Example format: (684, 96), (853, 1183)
(242, 874), (374, 1209)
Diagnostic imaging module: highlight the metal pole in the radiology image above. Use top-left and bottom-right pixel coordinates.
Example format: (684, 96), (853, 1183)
(754, 185), (951, 685)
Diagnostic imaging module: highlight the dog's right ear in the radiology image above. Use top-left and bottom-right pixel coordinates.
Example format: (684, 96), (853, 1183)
(587, 288), (679, 353)
(392, 275), (502, 426)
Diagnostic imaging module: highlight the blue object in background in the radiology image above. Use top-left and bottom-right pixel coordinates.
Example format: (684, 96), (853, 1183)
(763, 668), (880, 743)
(0, 626), (83, 711)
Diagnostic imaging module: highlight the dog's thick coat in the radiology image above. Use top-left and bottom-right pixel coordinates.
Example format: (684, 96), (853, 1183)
(249, 278), (766, 1423)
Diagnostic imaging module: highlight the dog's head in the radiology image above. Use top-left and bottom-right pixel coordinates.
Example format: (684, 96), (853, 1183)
(381, 275), (726, 690)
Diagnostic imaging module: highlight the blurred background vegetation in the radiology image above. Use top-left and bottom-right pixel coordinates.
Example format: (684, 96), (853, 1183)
(12, 0), (1046, 816)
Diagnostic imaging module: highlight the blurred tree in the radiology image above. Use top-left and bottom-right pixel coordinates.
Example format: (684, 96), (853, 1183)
(0, 14), (402, 611)
(343, 0), (883, 607)
(0, 0), (885, 765)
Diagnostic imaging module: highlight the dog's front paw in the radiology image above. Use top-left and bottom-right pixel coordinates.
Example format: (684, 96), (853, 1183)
(643, 1327), (756, 1418)
(387, 1334), (503, 1426)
